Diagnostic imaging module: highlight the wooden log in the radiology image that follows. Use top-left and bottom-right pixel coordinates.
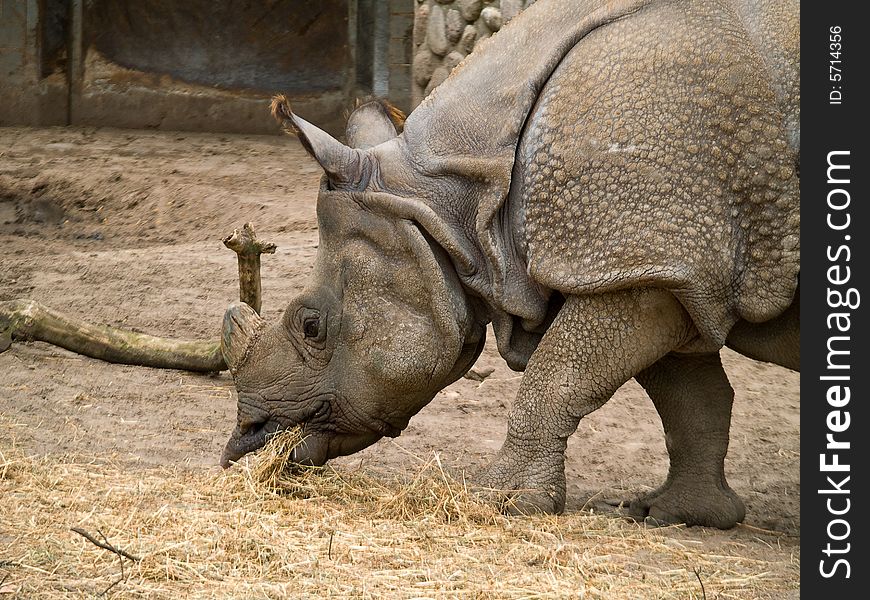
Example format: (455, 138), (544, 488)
(0, 223), (275, 372)
(0, 299), (225, 372)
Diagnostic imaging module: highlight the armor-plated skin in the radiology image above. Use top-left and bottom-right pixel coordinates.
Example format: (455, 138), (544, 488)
(221, 0), (799, 528)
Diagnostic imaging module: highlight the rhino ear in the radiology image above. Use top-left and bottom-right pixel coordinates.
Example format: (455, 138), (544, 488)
(345, 97), (405, 149)
(271, 95), (369, 190)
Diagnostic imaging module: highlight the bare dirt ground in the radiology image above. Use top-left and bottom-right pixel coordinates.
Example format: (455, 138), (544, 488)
(0, 126), (799, 595)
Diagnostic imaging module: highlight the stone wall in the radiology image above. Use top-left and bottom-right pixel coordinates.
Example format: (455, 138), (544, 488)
(411, 0), (533, 106)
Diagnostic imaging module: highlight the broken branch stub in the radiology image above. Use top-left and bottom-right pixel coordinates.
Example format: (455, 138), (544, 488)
(223, 223), (276, 315)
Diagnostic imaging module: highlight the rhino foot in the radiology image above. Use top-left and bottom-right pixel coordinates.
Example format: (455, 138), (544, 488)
(481, 485), (562, 516)
(473, 449), (566, 515)
(626, 479), (746, 529)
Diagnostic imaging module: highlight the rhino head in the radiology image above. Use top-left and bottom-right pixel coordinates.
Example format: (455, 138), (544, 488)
(220, 98), (485, 467)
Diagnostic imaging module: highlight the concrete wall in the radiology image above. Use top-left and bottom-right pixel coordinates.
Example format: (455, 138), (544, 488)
(0, 0), (69, 127)
(356, 0), (414, 115)
(411, 0), (532, 107)
(388, 0), (415, 113)
(0, 0), (415, 135)
(72, 0), (355, 135)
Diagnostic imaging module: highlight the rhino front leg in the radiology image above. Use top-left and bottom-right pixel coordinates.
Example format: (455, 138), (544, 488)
(630, 352), (746, 529)
(475, 288), (693, 514)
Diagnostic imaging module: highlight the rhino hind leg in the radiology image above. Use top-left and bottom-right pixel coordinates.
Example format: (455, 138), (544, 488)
(726, 285), (800, 371)
(474, 288), (694, 514)
(631, 352), (746, 529)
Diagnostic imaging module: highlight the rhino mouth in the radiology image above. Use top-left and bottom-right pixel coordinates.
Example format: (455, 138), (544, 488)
(221, 417), (389, 469)
(220, 418), (279, 468)
(220, 417), (331, 468)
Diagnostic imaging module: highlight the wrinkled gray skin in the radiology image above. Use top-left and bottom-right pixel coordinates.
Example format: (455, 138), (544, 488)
(222, 0), (799, 529)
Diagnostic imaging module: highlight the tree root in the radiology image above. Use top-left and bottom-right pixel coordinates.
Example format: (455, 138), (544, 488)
(0, 299), (225, 372)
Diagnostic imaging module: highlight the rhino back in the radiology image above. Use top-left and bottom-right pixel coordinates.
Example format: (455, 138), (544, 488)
(512, 0), (799, 346)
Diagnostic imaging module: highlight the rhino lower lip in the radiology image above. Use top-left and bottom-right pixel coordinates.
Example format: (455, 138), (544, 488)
(220, 420), (277, 468)
(287, 439), (317, 466)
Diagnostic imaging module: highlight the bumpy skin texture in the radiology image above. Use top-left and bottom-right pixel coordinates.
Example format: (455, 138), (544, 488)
(516, 0), (799, 346)
(222, 0), (800, 529)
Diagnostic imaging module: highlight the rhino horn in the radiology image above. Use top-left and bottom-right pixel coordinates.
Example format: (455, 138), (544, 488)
(271, 94), (369, 190)
(221, 302), (265, 373)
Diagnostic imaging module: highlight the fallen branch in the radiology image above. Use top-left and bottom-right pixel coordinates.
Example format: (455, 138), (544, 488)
(1, 300), (225, 372)
(71, 528), (139, 597)
(70, 527), (140, 563)
(693, 566), (707, 600)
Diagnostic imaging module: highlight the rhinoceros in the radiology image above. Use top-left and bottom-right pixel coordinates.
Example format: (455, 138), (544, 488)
(220, 0), (799, 529)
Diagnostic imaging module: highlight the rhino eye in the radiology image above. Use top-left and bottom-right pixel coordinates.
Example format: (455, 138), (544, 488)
(302, 316), (320, 339)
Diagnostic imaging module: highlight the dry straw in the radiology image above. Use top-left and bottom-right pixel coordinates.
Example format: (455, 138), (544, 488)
(0, 424), (798, 598)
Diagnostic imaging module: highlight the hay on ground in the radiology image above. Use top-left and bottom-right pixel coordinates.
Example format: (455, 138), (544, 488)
(0, 425), (799, 598)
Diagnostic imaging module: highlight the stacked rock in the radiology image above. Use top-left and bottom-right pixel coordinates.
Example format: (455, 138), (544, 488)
(411, 0), (534, 105)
